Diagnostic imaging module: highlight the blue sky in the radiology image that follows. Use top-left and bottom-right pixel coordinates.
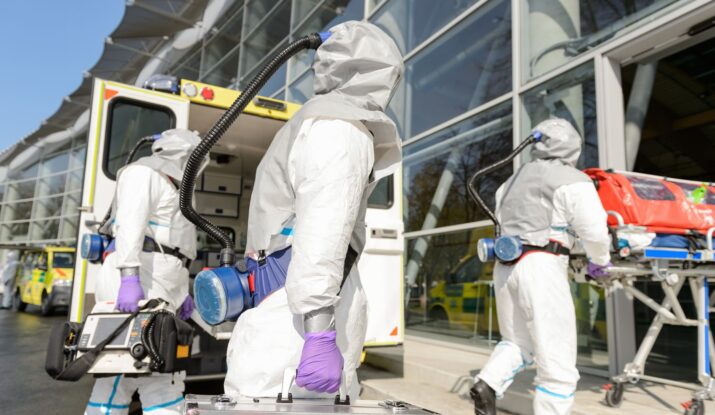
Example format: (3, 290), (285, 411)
(0, 1), (125, 152)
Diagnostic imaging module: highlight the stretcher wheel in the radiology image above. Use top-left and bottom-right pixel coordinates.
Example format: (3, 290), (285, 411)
(604, 382), (624, 408)
(682, 399), (705, 415)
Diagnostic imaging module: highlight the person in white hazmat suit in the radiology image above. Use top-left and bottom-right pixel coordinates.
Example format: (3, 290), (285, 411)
(1, 251), (20, 309)
(470, 119), (612, 415)
(86, 129), (207, 415)
(223, 21), (403, 399)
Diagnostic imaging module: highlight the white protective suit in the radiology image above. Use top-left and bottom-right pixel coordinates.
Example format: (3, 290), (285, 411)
(1, 251), (20, 308)
(476, 119), (611, 415)
(224, 21), (403, 399)
(87, 129), (205, 415)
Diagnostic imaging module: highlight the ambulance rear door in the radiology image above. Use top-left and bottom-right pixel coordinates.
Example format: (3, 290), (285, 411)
(360, 170), (405, 346)
(69, 79), (189, 322)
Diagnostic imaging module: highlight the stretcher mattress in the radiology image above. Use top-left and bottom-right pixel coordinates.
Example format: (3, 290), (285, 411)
(585, 168), (715, 234)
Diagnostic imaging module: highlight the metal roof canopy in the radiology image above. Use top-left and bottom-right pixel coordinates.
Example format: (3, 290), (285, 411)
(0, 0), (208, 168)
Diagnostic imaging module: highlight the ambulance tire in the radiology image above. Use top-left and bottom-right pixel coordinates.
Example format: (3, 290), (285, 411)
(13, 290), (26, 312)
(40, 292), (53, 316)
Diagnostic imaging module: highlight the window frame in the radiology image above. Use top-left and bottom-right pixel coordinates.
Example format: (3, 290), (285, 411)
(102, 98), (176, 181)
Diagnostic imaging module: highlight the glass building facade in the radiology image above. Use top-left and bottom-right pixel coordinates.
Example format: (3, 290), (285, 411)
(3, 0), (714, 381)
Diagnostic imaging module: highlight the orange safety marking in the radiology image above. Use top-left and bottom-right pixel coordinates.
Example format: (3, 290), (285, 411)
(104, 88), (119, 101)
(390, 326), (398, 336)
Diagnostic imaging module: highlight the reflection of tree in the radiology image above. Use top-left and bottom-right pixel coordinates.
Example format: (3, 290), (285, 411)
(405, 130), (513, 232)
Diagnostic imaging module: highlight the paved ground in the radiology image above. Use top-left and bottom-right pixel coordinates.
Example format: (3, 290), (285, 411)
(0, 302), (94, 415)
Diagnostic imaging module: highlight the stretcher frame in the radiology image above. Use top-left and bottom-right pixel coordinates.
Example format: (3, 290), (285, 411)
(572, 213), (715, 414)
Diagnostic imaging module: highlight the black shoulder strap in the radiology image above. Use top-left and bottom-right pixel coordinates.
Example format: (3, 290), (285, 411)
(340, 245), (358, 291)
(52, 310), (139, 381)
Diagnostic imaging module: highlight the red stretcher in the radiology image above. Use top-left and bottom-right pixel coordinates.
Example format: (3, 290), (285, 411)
(585, 168), (715, 235)
(570, 169), (715, 414)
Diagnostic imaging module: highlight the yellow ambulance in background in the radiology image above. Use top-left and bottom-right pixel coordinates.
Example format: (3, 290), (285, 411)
(13, 246), (75, 315)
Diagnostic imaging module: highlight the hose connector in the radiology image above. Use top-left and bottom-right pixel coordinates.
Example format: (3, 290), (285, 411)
(219, 248), (236, 268)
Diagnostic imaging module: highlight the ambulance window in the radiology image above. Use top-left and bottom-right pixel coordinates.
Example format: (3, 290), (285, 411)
(52, 252), (75, 268)
(454, 256), (482, 284)
(626, 177), (675, 201)
(368, 175), (394, 209)
(104, 99), (175, 180)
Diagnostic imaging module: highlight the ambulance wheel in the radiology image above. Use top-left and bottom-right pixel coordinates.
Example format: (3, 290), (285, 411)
(605, 382), (624, 408)
(40, 292), (54, 316)
(683, 399), (705, 415)
(13, 290), (26, 312)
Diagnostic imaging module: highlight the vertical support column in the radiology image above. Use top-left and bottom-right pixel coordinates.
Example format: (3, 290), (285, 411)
(525, 0), (580, 78)
(689, 276), (712, 387)
(624, 62), (658, 170)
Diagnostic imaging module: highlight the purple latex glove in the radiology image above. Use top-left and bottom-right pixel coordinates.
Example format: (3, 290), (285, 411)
(178, 295), (194, 320)
(587, 261), (612, 279)
(295, 330), (344, 393)
(116, 275), (145, 312)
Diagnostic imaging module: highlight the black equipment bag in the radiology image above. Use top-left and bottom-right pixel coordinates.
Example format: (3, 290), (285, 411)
(142, 309), (195, 373)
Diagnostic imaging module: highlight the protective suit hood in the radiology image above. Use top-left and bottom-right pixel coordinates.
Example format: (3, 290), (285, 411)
(313, 21), (403, 112)
(530, 118), (583, 167)
(129, 129), (208, 182)
(300, 20), (404, 181)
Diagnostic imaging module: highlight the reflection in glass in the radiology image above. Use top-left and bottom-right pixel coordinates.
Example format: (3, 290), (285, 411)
(38, 174), (66, 197)
(572, 283), (608, 370)
(522, 63), (598, 168)
(288, 0), (364, 85)
(371, 0), (477, 54)
(7, 180), (36, 201)
(241, 1), (291, 77)
(71, 146), (87, 169)
(405, 228), (500, 343)
(172, 46), (202, 81)
(3, 222), (30, 242)
(522, 0), (676, 79)
(403, 103), (513, 232)
(3, 201), (34, 221)
(389, 0), (511, 138)
(62, 191), (81, 217)
(106, 101), (174, 178)
(203, 50), (239, 87)
(202, 8), (242, 73)
(287, 71), (313, 104)
(60, 215), (80, 240)
(31, 219), (60, 241)
(19, 163), (39, 180)
(33, 196), (64, 219)
(41, 152), (70, 175)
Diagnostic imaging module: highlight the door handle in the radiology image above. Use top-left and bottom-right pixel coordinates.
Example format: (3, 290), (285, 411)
(371, 228), (398, 239)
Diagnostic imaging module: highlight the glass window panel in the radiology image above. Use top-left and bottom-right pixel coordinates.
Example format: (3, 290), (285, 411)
(66, 170), (83, 193)
(287, 71), (314, 104)
(60, 215), (80, 240)
(521, 63), (598, 168)
(0, 184), (5, 204)
(202, 10), (243, 72)
(405, 228), (499, 342)
(105, 100), (174, 179)
(3, 222), (30, 242)
(34, 196), (64, 219)
(41, 151), (70, 175)
(245, 0), (284, 34)
(7, 180), (36, 201)
(31, 219), (60, 241)
(19, 163), (39, 180)
(372, 0), (477, 54)
(367, 175), (393, 209)
(573, 283), (608, 370)
(172, 47), (202, 81)
(522, 0), (676, 80)
(292, 0), (322, 27)
(37, 174), (66, 197)
(390, 0), (512, 138)
(403, 103), (513, 232)
(288, 0), (364, 82)
(203, 49), (239, 87)
(71, 145), (87, 169)
(259, 58), (287, 97)
(241, 1), (291, 76)
(62, 191), (81, 217)
(3, 201), (34, 221)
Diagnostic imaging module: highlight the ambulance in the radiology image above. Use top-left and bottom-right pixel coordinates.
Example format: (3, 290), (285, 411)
(69, 77), (405, 377)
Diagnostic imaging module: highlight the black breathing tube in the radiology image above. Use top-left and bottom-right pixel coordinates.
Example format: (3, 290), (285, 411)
(179, 33), (326, 267)
(466, 133), (542, 237)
